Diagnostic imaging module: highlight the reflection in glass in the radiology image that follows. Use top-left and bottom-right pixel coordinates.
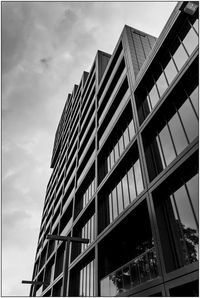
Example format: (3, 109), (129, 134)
(122, 175), (130, 208)
(173, 43), (188, 71)
(193, 18), (199, 33)
(164, 58), (178, 85)
(109, 194), (113, 223)
(127, 168), (136, 201)
(124, 128), (130, 148)
(148, 84), (160, 108)
(117, 182), (124, 214)
(182, 27), (198, 56)
(134, 160), (144, 195)
(159, 125), (176, 166)
(186, 174), (199, 222)
(100, 247), (158, 296)
(112, 188), (118, 219)
(156, 136), (165, 169)
(119, 135), (124, 156)
(156, 72), (168, 97)
(168, 113), (188, 154)
(179, 98), (198, 143)
(128, 119), (135, 140)
(189, 86), (199, 117)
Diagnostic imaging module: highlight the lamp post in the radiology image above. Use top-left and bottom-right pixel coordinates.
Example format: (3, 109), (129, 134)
(46, 235), (89, 296)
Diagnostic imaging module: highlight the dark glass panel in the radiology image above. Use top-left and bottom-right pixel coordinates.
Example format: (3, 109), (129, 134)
(186, 174), (199, 222)
(127, 167), (136, 201)
(164, 58), (178, 85)
(122, 174), (130, 208)
(182, 26), (198, 56)
(134, 160), (144, 195)
(156, 72), (168, 97)
(179, 98), (198, 143)
(189, 86), (199, 117)
(168, 113), (188, 154)
(122, 266), (131, 291)
(173, 43), (188, 71)
(148, 84), (160, 108)
(117, 182), (124, 214)
(159, 125), (176, 166)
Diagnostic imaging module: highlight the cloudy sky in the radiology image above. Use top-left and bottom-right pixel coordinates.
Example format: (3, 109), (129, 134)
(2, 1), (177, 296)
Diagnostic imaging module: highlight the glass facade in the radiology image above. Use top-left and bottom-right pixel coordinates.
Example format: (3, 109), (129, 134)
(31, 5), (198, 297)
(154, 171), (199, 273)
(137, 17), (198, 124)
(79, 260), (95, 296)
(145, 83), (198, 181)
(108, 159), (144, 224)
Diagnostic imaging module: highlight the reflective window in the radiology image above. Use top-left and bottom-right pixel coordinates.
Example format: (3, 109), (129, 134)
(148, 84), (160, 108)
(117, 182), (124, 214)
(182, 26), (198, 56)
(193, 18), (199, 33)
(79, 260), (95, 296)
(159, 125), (176, 166)
(109, 194), (113, 222)
(134, 160), (144, 195)
(127, 168), (136, 201)
(119, 135), (124, 155)
(112, 188), (118, 219)
(173, 42), (188, 71)
(186, 174), (199, 222)
(114, 143), (120, 161)
(156, 136), (165, 169)
(124, 128), (130, 148)
(156, 71), (168, 97)
(179, 98), (198, 143)
(81, 214), (95, 252)
(189, 86), (198, 117)
(128, 119), (135, 139)
(164, 58), (178, 85)
(168, 113), (188, 154)
(122, 175), (130, 208)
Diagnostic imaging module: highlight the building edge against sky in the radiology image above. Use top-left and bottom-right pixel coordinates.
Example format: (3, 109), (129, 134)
(30, 1), (199, 296)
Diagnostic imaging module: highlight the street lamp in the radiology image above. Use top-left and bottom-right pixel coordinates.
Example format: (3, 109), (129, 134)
(46, 235), (89, 296)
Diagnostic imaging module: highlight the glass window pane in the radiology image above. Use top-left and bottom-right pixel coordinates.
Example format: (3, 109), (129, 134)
(109, 194), (113, 223)
(80, 269), (83, 296)
(87, 264), (90, 296)
(164, 58), (178, 85)
(159, 125), (176, 166)
(127, 168), (136, 201)
(179, 98), (198, 143)
(110, 151), (114, 168)
(123, 128), (130, 148)
(156, 72), (168, 97)
(112, 188), (118, 219)
(186, 174), (199, 222)
(174, 186), (197, 230)
(134, 160), (144, 195)
(119, 135), (124, 156)
(148, 84), (160, 109)
(90, 262), (94, 296)
(193, 18), (199, 33)
(122, 174), (130, 208)
(189, 86), (199, 117)
(168, 113), (188, 155)
(182, 27), (198, 56)
(114, 143), (119, 162)
(128, 119), (135, 140)
(156, 136), (165, 169)
(173, 43), (188, 71)
(117, 182), (124, 214)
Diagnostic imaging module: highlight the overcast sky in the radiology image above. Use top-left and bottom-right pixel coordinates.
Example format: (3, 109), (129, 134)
(2, 1), (177, 296)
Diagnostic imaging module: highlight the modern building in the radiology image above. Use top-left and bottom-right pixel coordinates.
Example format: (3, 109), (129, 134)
(30, 2), (199, 296)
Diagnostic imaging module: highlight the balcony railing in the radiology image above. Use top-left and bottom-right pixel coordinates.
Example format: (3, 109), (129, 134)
(100, 247), (158, 296)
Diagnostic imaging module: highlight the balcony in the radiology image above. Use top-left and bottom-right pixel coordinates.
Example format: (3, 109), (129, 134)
(100, 247), (158, 296)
